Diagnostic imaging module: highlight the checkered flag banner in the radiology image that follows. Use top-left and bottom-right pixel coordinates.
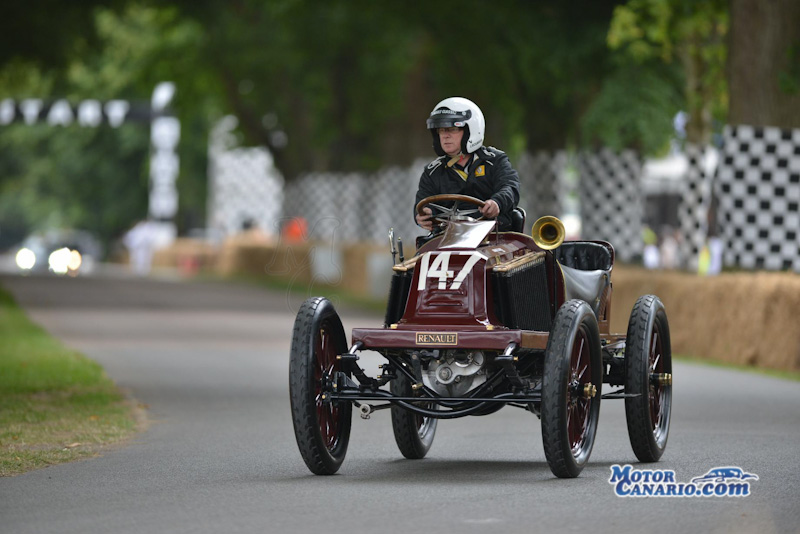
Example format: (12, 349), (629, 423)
(363, 162), (430, 244)
(677, 144), (716, 271)
(208, 117), (284, 237)
(516, 150), (566, 230)
(283, 161), (427, 244)
(284, 151), (565, 245)
(716, 125), (800, 272)
(577, 149), (644, 262)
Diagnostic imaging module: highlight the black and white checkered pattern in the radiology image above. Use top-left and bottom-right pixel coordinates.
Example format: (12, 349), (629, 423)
(284, 151), (566, 245)
(210, 140), (663, 268)
(283, 172), (347, 241)
(208, 146), (284, 237)
(283, 152), (564, 245)
(577, 149), (644, 262)
(716, 125), (800, 272)
(283, 161), (427, 245)
(677, 144), (715, 270)
(363, 163), (428, 244)
(516, 151), (565, 231)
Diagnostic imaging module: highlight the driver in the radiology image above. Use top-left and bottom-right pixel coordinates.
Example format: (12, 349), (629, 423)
(415, 97), (521, 232)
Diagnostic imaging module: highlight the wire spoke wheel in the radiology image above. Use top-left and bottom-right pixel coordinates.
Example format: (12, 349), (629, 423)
(313, 322), (343, 451)
(542, 300), (602, 478)
(625, 295), (672, 462)
(289, 297), (352, 475)
(567, 330), (593, 456)
(648, 326), (668, 443)
(391, 372), (437, 459)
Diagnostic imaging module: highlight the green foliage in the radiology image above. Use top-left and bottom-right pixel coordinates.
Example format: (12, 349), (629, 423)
(2, 1), (728, 241)
(581, 62), (684, 155)
(0, 5), (216, 248)
(778, 43), (800, 96)
(0, 1), (127, 70)
(69, 5), (218, 234)
(606, 0), (728, 145)
(170, 1), (624, 165)
(185, 0), (424, 174)
(608, 0), (674, 62)
(0, 121), (150, 251)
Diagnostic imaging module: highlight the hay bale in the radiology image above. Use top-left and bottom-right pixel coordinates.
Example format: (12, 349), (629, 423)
(152, 238), (219, 274)
(216, 239), (313, 284)
(610, 266), (800, 372)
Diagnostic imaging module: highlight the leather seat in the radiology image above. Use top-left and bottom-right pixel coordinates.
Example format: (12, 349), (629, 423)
(556, 242), (613, 271)
(510, 207), (526, 233)
(555, 242), (613, 316)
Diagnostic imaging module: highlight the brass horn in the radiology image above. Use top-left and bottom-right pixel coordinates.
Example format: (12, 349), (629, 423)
(531, 216), (565, 250)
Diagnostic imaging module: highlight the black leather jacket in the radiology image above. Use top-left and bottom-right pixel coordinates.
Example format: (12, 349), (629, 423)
(414, 146), (521, 231)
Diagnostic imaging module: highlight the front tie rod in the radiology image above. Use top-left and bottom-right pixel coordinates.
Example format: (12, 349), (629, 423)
(325, 390), (542, 419)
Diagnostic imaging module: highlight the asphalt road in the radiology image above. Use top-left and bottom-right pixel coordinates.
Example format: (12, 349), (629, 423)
(1, 273), (798, 534)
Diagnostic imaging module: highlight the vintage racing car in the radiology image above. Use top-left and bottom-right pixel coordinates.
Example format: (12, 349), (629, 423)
(289, 194), (672, 478)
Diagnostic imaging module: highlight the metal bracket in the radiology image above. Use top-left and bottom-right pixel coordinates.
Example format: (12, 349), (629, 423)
(494, 343), (532, 390)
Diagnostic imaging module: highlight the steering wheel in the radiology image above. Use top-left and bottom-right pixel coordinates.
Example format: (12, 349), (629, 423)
(415, 194), (487, 226)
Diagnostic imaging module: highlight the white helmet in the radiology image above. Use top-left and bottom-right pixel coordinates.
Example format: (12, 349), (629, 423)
(426, 97), (485, 156)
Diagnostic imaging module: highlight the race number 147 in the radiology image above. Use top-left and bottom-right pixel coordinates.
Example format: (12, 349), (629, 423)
(417, 252), (483, 291)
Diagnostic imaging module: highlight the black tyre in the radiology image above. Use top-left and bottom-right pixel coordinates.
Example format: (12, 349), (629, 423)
(625, 295), (672, 462)
(289, 297), (352, 475)
(541, 300), (603, 478)
(390, 373), (437, 459)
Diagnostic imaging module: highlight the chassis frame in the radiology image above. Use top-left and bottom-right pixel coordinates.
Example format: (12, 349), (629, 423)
(323, 338), (635, 420)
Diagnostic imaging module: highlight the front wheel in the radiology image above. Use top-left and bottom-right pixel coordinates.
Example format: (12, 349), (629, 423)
(541, 300), (602, 478)
(390, 373), (437, 459)
(289, 297), (352, 475)
(625, 295), (672, 462)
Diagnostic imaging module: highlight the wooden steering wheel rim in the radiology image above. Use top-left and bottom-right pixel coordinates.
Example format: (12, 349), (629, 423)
(415, 194), (486, 216)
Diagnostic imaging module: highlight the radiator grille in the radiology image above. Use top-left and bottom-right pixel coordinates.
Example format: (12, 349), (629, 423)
(491, 254), (552, 331)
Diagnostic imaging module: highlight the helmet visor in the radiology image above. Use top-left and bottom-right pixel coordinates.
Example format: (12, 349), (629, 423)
(426, 108), (472, 129)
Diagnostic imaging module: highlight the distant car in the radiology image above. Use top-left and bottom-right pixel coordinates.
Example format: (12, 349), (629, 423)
(691, 467), (759, 484)
(14, 229), (102, 275)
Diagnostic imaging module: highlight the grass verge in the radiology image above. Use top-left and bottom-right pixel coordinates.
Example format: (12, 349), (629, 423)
(0, 287), (141, 476)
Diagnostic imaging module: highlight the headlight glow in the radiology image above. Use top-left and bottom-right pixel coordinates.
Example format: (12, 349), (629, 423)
(68, 250), (82, 271)
(16, 248), (36, 270)
(48, 247), (72, 274)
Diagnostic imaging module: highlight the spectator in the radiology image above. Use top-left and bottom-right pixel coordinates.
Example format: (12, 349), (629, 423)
(123, 219), (158, 275)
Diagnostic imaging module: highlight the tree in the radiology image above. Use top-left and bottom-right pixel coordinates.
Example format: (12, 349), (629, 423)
(0, 5), (215, 248)
(172, 1), (624, 169)
(595, 0), (728, 149)
(2, 0), (634, 246)
(0, 1), (125, 71)
(728, 0), (800, 128)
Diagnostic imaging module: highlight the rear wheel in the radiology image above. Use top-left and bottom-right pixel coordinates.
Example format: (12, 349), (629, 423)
(390, 373), (437, 459)
(289, 297), (352, 475)
(541, 300), (602, 478)
(625, 295), (672, 462)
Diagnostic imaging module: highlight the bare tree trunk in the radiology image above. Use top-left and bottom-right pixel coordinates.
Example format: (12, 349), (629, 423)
(728, 0), (800, 128)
